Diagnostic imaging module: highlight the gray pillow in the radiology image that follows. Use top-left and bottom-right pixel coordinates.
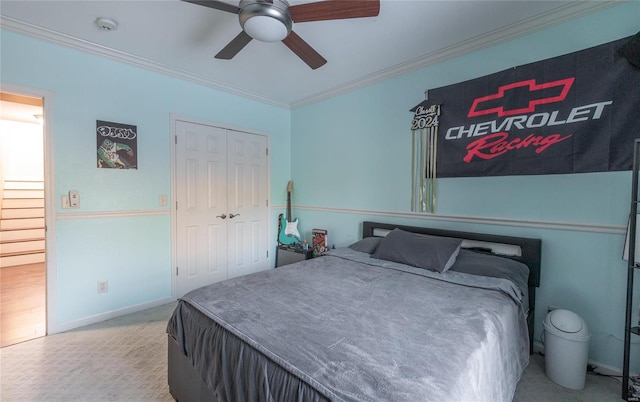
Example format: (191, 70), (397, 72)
(372, 228), (462, 273)
(450, 249), (529, 296)
(348, 237), (382, 254)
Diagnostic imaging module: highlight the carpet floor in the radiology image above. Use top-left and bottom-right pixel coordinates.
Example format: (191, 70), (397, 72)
(0, 301), (622, 401)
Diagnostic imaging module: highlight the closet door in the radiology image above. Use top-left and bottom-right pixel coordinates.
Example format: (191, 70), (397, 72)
(175, 121), (228, 297)
(226, 130), (269, 279)
(175, 120), (269, 297)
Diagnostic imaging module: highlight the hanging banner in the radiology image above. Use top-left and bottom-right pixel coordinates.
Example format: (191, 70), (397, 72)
(428, 35), (640, 178)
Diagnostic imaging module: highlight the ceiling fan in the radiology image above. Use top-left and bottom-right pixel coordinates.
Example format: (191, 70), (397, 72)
(182, 0), (380, 69)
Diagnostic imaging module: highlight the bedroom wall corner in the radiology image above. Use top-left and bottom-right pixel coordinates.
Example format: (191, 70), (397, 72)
(289, 1), (640, 373)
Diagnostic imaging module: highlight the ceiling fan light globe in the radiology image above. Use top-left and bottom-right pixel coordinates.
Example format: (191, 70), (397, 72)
(243, 16), (288, 42)
(239, 0), (292, 42)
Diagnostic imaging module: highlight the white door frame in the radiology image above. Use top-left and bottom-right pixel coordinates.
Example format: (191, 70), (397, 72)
(1, 82), (58, 335)
(169, 114), (271, 298)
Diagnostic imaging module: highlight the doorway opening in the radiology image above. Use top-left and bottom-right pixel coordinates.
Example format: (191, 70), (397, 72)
(0, 91), (46, 347)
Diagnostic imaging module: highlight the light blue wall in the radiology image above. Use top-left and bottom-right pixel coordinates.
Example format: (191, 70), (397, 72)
(290, 2), (640, 372)
(55, 216), (172, 323)
(1, 30), (291, 326)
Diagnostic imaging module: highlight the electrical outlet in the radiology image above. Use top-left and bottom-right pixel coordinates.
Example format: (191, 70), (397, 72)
(62, 195), (70, 209)
(159, 194), (167, 206)
(97, 280), (108, 294)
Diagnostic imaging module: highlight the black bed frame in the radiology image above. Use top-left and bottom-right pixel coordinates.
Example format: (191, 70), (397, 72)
(168, 221), (542, 401)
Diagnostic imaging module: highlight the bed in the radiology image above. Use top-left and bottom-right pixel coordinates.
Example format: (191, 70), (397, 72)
(167, 221), (541, 401)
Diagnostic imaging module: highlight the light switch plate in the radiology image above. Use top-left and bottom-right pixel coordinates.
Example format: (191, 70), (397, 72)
(69, 190), (80, 208)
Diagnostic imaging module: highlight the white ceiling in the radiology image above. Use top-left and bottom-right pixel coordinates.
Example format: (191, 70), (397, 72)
(0, 1), (616, 108)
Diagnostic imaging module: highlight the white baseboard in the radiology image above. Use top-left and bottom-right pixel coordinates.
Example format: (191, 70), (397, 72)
(49, 296), (175, 334)
(533, 340), (624, 377)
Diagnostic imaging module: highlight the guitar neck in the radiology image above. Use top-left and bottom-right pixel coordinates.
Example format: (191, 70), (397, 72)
(286, 192), (292, 222)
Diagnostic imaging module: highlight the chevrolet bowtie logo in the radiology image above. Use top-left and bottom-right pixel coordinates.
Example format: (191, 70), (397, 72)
(468, 77), (575, 118)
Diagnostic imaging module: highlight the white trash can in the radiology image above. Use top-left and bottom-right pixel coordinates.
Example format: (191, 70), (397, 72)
(543, 309), (590, 390)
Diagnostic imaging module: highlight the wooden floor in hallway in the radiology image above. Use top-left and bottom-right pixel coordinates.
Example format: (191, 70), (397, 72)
(0, 262), (46, 347)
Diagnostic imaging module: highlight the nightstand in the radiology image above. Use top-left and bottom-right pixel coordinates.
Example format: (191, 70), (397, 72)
(275, 245), (313, 267)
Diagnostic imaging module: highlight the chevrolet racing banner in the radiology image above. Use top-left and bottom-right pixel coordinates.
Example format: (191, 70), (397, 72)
(428, 36), (640, 178)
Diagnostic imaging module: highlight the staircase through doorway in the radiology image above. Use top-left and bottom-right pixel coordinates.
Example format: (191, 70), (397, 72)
(0, 179), (46, 347)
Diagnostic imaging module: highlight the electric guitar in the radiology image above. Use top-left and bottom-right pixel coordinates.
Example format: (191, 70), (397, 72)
(278, 180), (300, 245)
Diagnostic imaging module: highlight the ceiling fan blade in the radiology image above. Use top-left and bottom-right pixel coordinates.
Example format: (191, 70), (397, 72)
(215, 31), (253, 59)
(181, 0), (240, 14)
(282, 32), (327, 70)
(289, 0), (380, 23)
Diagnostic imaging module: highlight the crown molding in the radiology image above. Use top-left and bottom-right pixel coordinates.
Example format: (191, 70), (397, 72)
(0, 16), (290, 109)
(290, 0), (622, 108)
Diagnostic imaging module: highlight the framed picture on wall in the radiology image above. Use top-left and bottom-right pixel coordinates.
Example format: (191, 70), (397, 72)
(96, 120), (138, 169)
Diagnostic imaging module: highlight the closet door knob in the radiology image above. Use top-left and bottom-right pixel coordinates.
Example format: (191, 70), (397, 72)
(229, 213), (240, 219)
(216, 214), (227, 219)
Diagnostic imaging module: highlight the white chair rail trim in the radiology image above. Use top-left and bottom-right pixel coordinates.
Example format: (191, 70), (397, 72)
(278, 205), (625, 235)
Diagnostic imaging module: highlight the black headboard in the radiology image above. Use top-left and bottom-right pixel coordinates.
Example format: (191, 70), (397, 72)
(362, 221), (541, 287)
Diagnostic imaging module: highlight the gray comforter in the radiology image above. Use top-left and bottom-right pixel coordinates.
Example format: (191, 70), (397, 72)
(168, 247), (529, 402)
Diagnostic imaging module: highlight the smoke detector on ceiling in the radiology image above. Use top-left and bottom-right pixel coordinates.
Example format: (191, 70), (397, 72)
(95, 17), (118, 31)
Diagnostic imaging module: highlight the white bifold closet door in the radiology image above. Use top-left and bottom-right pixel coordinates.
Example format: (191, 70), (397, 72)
(175, 120), (269, 297)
